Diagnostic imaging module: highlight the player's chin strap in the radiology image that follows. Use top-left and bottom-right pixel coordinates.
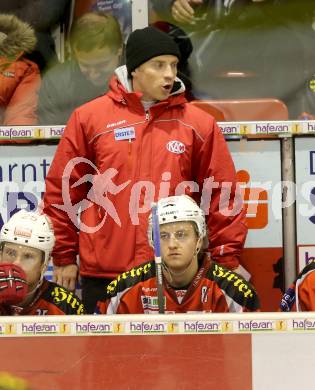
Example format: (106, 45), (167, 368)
(162, 237), (202, 282)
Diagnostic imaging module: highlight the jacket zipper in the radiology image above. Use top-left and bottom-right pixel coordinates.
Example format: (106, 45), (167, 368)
(128, 110), (149, 171)
(127, 138), (132, 171)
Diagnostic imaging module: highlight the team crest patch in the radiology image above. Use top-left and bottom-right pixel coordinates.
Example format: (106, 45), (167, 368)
(166, 140), (186, 154)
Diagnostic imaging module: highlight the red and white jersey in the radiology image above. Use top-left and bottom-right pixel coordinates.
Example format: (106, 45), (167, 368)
(0, 280), (85, 316)
(96, 254), (260, 314)
(280, 260), (315, 312)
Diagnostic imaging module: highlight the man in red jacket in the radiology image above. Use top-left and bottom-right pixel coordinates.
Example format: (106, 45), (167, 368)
(96, 195), (259, 314)
(43, 26), (247, 313)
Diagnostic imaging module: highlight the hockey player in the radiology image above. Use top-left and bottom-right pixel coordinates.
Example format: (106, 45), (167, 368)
(280, 259), (315, 311)
(96, 195), (259, 314)
(0, 210), (85, 315)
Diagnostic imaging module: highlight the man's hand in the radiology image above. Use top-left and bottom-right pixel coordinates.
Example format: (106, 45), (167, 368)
(0, 263), (28, 305)
(171, 0), (203, 24)
(53, 264), (78, 292)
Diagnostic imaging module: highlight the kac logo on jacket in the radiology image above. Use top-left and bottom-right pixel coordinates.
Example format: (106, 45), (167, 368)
(166, 140), (186, 154)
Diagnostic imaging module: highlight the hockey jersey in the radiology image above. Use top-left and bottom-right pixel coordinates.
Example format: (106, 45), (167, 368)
(0, 279), (85, 315)
(96, 254), (260, 314)
(280, 259), (315, 312)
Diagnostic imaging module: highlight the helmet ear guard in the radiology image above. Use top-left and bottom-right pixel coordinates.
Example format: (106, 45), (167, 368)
(148, 195), (207, 247)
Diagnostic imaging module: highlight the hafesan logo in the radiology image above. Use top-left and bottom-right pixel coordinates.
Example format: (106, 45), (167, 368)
(166, 140), (186, 154)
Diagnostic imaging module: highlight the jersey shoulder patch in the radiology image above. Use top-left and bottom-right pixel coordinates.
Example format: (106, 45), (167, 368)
(43, 281), (86, 315)
(207, 262), (260, 311)
(106, 260), (156, 297)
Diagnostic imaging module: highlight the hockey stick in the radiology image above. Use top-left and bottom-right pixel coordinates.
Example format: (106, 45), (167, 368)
(151, 202), (165, 314)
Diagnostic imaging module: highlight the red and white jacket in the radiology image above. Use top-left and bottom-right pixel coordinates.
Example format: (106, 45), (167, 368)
(96, 254), (260, 314)
(43, 65), (247, 279)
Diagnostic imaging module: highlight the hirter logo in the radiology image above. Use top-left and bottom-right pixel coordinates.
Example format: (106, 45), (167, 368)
(166, 140), (186, 154)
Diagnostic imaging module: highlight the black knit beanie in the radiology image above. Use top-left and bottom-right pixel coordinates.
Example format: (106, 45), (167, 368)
(126, 26), (181, 76)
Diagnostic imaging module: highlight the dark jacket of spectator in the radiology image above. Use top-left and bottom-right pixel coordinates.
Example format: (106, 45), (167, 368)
(38, 60), (105, 125)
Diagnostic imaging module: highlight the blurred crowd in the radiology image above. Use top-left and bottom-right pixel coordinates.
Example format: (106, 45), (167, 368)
(0, 0), (315, 126)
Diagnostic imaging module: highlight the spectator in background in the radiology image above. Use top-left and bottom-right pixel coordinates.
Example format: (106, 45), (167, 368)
(0, 14), (40, 126)
(151, 0), (247, 32)
(151, 0), (308, 119)
(0, 0), (71, 72)
(74, 0), (132, 40)
(153, 21), (195, 101)
(97, 195), (259, 314)
(0, 210), (85, 315)
(285, 1), (315, 119)
(38, 12), (123, 125)
(280, 259), (315, 312)
(43, 26), (247, 313)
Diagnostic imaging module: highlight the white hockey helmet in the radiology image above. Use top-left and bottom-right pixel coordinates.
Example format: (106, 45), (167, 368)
(148, 195), (206, 246)
(0, 210), (55, 267)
